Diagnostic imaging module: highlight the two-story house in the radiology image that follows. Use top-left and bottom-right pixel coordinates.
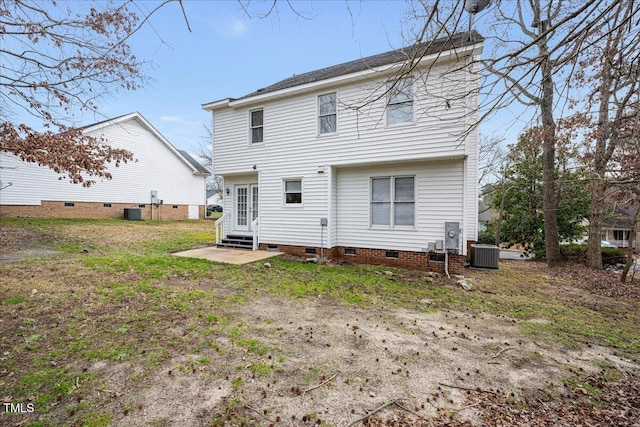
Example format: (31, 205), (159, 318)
(202, 32), (483, 274)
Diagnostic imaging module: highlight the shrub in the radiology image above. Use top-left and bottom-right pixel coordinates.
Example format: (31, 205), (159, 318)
(477, 227), (496, 245)
(601, 247), (627, 266)
(537, 244), (626, 267)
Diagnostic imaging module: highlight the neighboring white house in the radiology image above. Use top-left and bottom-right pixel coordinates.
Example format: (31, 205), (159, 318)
(202, 32), (483, 273)
(0, 112), (209, 220)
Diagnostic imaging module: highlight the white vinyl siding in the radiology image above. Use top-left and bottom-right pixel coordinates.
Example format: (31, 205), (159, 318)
(318, 92), (337, 134)
(337, 161), (463, 252)
(0, 117), (205, 208)
(212, 63), (472, 176)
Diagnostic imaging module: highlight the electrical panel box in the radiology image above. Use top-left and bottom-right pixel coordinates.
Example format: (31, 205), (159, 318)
(427, 242), (436, 252)
(320, 218), (328, 226)
(150, 190), (158, 204)
(435, 240), (444, 251)
(445, 222), (460, 250)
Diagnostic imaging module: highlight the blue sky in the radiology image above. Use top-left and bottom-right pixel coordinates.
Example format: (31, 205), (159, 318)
(94, 0), (418, 153)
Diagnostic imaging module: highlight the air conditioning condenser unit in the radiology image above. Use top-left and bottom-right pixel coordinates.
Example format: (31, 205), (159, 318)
(470, 244), (499, 269)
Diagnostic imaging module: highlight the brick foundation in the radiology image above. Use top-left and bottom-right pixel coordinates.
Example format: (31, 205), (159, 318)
(259, 243), (465, 275)
(0, 201), (204, 221)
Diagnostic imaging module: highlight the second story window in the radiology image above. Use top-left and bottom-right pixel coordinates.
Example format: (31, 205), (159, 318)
(318, 92), (337, 134)
(250, 109), (263, 144)
(387, 78), (414, 125)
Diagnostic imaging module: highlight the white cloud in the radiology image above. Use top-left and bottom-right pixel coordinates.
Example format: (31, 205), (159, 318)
(219, 17), (250, 39)
(160, 115), (201, 127)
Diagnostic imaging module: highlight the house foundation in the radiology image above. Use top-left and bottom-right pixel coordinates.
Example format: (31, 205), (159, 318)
(0, 201), (204, 221)
(259, 243), (465, 275)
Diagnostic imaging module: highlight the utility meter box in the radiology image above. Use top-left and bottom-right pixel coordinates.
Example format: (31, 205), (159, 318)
(445, 222), (460, 250)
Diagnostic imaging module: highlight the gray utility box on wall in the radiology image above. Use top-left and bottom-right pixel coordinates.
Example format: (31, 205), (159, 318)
(470, 244), (499, 269)
(124, 208), (142, 221)
(444, 222), (460, 250)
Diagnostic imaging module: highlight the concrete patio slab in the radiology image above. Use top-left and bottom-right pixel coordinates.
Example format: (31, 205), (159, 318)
(172, 246), (283, 265)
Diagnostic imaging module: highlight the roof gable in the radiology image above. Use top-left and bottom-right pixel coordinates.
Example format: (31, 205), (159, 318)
(81, 112), (208, 176)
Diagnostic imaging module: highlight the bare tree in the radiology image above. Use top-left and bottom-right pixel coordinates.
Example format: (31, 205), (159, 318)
(0, 0), (189, 186)
(611, 98), (640, 282)
(195, 125), (223, 197)
(399, 0), (636, 266)
(478, 133), (506, 188)
(564, 0), (640, 269)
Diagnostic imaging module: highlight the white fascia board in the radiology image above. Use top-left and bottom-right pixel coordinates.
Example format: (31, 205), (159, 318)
(225, 44), (481, 109)
(201, 98), (233, 111)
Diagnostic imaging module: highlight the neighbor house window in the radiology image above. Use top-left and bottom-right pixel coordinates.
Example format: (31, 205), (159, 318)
(250, 109), (264, 144)
(614, 230), (630, 241)
(371, 176), (415, 227)
(318, 92), (337, 134)
(284, 179), (302, 205)
(387, 78), (414, 125)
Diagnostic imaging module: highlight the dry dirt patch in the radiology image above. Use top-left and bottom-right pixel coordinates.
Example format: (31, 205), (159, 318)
(95, 295), (636, 427)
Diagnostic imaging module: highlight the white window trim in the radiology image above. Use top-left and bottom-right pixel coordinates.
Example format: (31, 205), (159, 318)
(282, 177), (303, 207)
(386, 78), (415, 127)
(369, 175), (416, 229)
(317, 91), (338, 136)
(249, 107), (265, 145)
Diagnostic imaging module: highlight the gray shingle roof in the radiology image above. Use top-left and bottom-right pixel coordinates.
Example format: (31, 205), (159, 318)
(178, 150), (210, 175)
(236, 31), (483, 101)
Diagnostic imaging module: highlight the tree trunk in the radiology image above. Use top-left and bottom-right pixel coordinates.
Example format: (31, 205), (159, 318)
(536, 14), (561, 266)
(621, 207), (639, 283)
(495, 178), (505, 247)
(586, 179), (605, 270)
(585, 23), (615, 270)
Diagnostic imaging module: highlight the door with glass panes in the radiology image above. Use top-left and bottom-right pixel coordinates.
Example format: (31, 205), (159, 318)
(234, 184), (259, 232)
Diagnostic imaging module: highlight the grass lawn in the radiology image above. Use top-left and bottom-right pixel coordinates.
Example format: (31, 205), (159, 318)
(1, 218), (638, 426)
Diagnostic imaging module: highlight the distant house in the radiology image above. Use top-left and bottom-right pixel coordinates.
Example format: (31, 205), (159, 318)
(0, 112), (209, 220)
(206, 189), (223, 206)
(602, 207), (638, 250)
(202, 32), (483, 274)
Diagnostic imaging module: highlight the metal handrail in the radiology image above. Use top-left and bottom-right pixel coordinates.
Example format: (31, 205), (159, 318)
(214, 212), (231, 245)
(251, 216), (260, 251)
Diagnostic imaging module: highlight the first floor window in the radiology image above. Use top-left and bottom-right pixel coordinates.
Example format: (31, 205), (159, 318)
(284, 179), (302, 205)
(371, 176), (415, 227)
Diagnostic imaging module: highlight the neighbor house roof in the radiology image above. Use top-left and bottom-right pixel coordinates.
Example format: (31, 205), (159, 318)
(203, 31), (483, 110)
(178, 150), (210, 175)
(81, 112), (209, 177)
(603, 207), (637, 230)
